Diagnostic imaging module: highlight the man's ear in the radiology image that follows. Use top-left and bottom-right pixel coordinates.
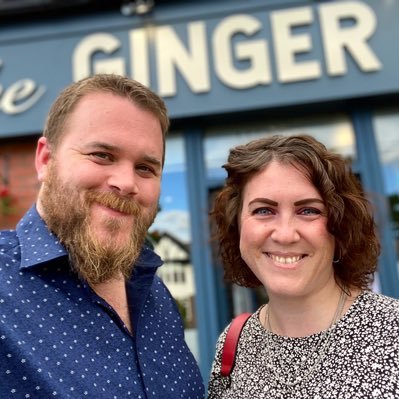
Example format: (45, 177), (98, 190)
(35, 137), (52, 182)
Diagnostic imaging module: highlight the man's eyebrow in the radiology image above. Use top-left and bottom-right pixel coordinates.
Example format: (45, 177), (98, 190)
(143, 155), (162, 169)
(248, 198), (324, 207)
(84, 141), (119, 152)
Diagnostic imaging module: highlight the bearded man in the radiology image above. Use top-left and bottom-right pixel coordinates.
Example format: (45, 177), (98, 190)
(0, 74), (205, 398)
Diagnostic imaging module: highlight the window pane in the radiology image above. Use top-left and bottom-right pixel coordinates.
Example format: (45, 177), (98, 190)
(374, 108), (399, 262)
(148, 132), (199, 361)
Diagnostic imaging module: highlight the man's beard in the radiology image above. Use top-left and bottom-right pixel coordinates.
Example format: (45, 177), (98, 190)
(39, 162), (157, 285)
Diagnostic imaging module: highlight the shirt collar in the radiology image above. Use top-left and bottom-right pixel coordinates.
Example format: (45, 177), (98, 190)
(16, 204), (68, 269)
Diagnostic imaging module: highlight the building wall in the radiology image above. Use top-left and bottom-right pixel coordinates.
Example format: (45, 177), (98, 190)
(154, 234), (196, 326)
(0, 137), (38, 228)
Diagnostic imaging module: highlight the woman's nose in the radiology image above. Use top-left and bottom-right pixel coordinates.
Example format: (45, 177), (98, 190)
(270, 216), (300, 243)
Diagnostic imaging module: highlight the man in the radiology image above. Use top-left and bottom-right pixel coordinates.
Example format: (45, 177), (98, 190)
(0, 74), (205, 398)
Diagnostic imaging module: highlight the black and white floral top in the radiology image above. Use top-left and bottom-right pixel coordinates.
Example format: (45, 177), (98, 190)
(208, 291), (399, 399)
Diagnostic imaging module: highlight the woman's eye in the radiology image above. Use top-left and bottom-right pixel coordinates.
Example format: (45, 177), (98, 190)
(253, 207), (273, 215)
(300, 208), (321, 216)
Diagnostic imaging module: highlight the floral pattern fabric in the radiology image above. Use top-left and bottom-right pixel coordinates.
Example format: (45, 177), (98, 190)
(208, 291), (399, 399)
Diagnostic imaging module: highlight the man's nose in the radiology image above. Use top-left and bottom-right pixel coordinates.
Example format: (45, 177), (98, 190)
(107, 164), (139, 196)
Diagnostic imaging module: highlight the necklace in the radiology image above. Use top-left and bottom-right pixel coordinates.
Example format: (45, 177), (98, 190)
(264, 290), (346, 388)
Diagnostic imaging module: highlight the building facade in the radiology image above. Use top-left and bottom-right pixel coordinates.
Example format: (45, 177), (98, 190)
(1, 0), (399, 380)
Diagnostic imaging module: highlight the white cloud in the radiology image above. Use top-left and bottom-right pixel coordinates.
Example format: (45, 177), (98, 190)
(164, 195), (173, 204)
(149, 209), (191, 243)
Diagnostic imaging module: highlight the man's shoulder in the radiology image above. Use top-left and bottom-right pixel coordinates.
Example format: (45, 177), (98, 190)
(140, 275), (180, 314)
(0, 228), (17, 238)
(0, 229), (21, 281)
(1, 206), (68, 272)
(0, 228), (20, 255)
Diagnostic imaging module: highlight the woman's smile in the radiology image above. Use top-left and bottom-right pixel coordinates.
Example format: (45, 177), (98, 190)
(266, 252), (306, 265)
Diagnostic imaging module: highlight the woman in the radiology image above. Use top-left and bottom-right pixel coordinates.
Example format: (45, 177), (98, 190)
(208, 134), (399, 398)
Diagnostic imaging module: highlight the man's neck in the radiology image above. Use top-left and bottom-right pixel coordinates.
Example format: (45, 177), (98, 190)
(91, 277), (132, 334)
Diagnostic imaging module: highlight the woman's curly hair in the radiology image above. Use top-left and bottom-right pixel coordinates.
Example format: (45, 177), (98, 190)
(211, 134), (380, 290)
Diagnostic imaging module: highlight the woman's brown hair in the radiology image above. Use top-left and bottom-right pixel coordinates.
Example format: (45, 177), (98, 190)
(211, 134), (380, 290)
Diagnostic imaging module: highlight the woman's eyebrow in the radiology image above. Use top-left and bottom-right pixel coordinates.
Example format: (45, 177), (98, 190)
(248, 198), (324, 207)
(294, 198), (324, 206)
(248, 198), (277, 207)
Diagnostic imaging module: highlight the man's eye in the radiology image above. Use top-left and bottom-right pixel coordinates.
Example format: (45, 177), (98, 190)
(91, 152), (112, 161)
(137, 164), (157, 175)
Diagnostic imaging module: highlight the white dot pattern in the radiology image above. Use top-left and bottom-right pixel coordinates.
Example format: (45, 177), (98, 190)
(0, 206), (205, 398)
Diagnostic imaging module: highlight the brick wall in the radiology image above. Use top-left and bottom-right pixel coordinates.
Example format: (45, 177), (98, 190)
(0, 136), (40, 229)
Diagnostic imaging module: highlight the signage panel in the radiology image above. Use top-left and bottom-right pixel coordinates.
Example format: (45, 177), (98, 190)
(0, 0), (398, 137)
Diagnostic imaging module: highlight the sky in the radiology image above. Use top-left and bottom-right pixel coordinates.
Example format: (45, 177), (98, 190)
(149, 135), (192, 243)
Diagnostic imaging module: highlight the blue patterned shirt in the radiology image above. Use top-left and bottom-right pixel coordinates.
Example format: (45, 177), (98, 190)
(0, 205), (204, 398)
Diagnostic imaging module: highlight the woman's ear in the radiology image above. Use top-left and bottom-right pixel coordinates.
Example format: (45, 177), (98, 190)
(35, 137), (52, 182)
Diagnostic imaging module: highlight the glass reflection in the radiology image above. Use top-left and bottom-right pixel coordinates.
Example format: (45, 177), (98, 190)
(148, 132), (199, 361)
(374, 109), (399, 267)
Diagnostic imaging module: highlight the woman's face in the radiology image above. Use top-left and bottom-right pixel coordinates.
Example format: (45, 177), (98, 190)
(239, 161), (336, 300)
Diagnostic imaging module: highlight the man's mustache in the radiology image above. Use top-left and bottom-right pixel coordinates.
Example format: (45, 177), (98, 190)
(85, 191), (140, 216)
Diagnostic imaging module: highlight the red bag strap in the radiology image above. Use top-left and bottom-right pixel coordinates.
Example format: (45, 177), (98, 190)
(220, 312), (252, 377)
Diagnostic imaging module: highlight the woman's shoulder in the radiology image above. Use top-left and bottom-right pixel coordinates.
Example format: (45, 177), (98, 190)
(360, 290), (399, 308)
(215, 306), (264, 347)
(349, 290), (399, 326)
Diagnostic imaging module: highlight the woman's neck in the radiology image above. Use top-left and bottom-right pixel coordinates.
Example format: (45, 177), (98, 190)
(262, 286), (360, 337)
